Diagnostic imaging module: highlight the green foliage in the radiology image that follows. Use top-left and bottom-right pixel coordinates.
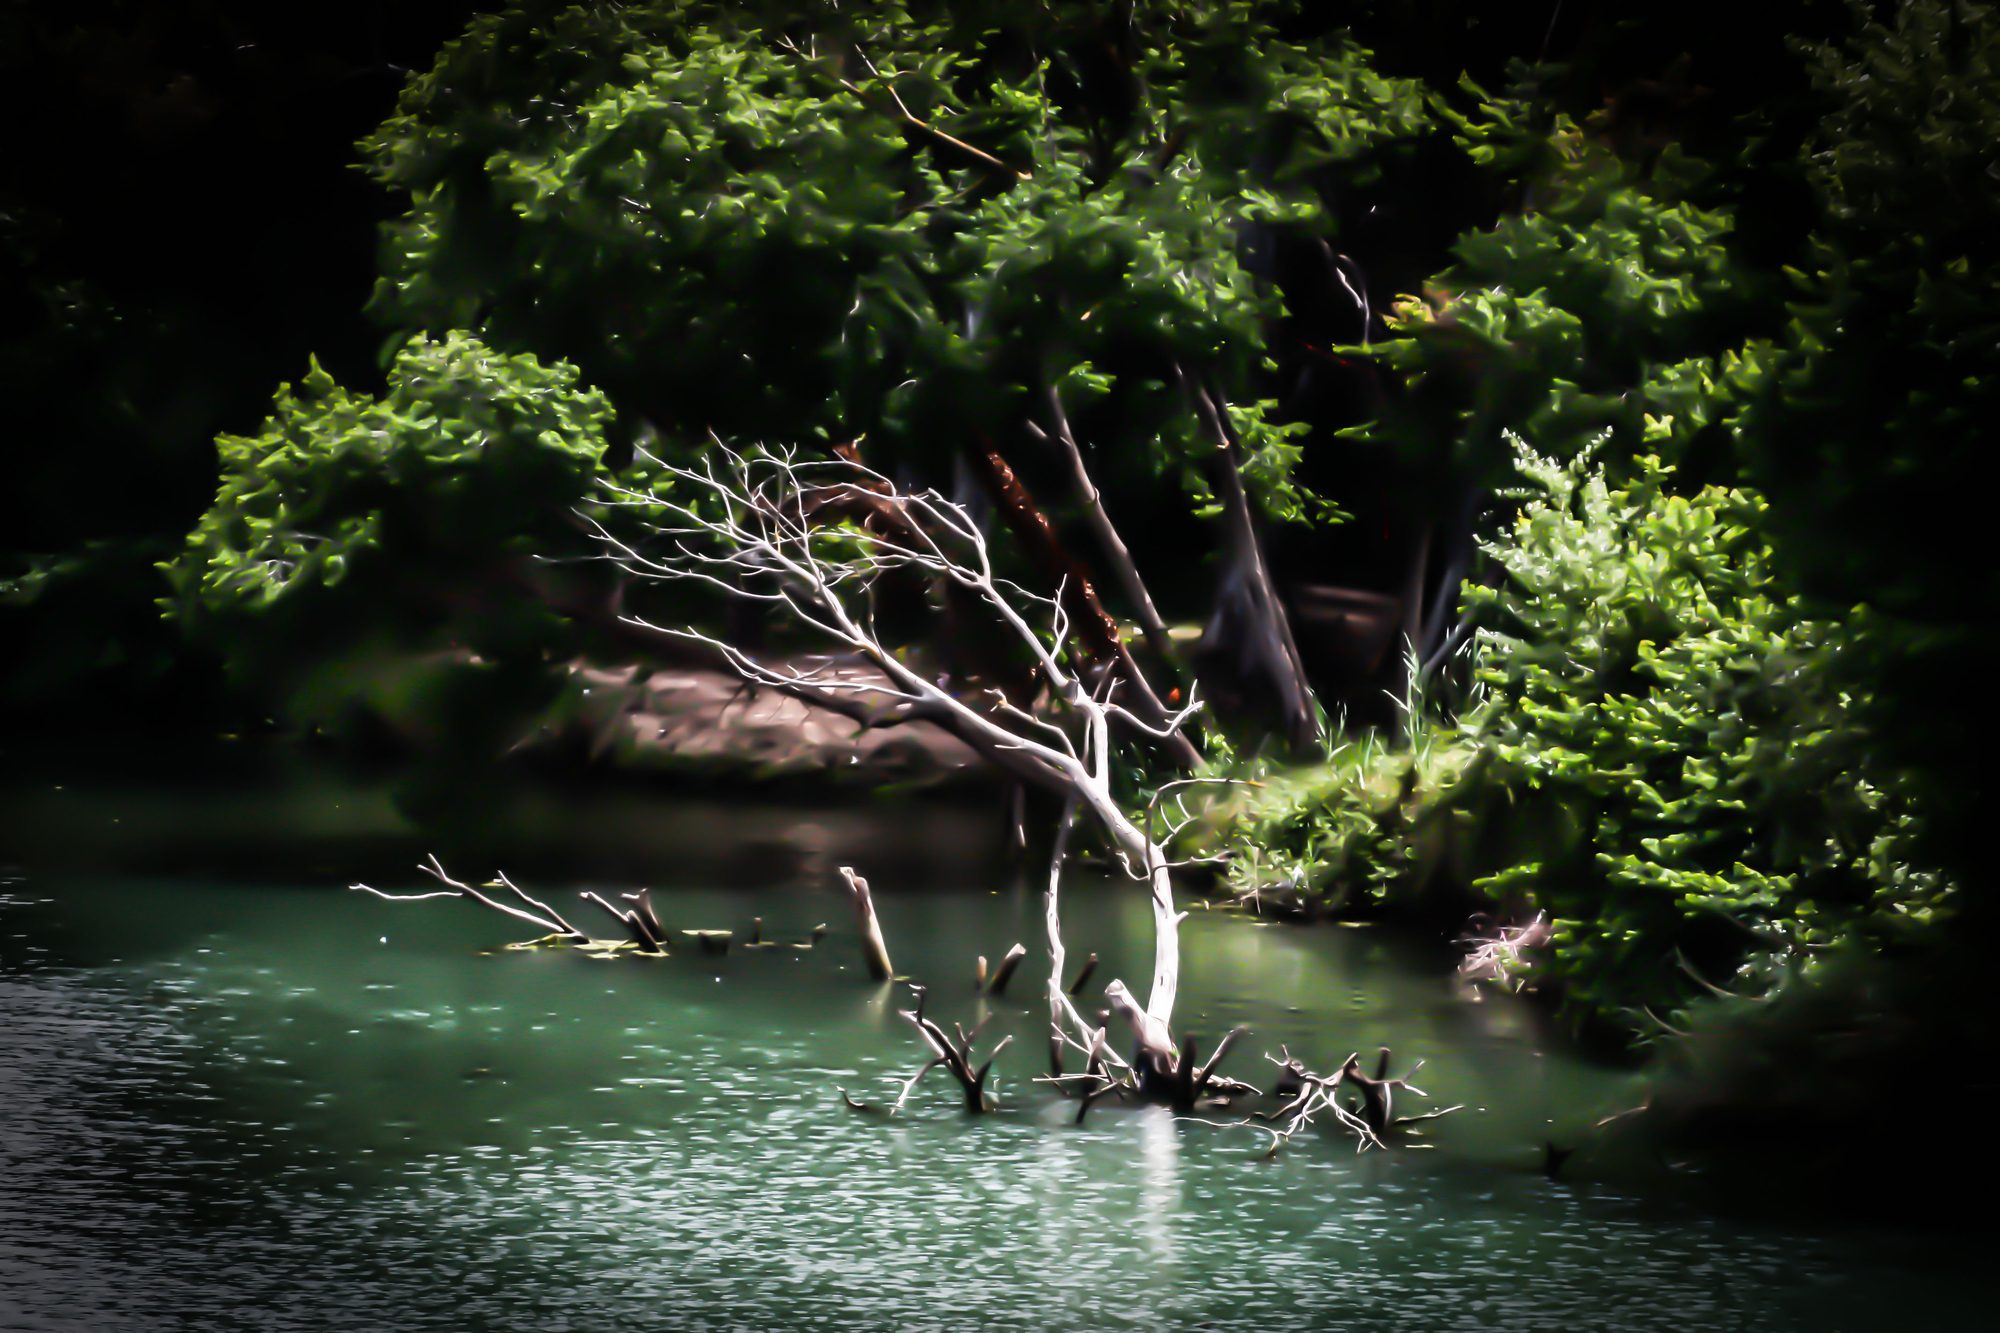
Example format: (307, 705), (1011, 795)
(362, 0), (1431, 528)
(166, 332), (622, 738)
(1465, 437), (1944, 1029)
(1353, 89), (1772, 490)
(1740, 0), (2000, 886)
(1215, 437), (1950, 1036)
(1209, 725), (1482, 917)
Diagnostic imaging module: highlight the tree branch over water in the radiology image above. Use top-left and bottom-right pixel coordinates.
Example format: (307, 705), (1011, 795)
(352, 854), (588, 942)
(587, 444), (1199, 1034)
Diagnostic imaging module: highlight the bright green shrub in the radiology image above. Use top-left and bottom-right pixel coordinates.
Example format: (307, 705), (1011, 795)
(1213, 728), (1481, 917)
(1465, 436), (1946, 1030)
(1215, 433), (1951, 1036)
(165, 332), (624, 741)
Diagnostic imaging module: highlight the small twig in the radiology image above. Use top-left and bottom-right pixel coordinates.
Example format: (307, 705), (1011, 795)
(493, 871), (587, 938)
(1392, 1105), (1464, 1126)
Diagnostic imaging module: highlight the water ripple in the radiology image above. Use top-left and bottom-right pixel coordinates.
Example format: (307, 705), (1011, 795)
(0, 879), (1979, 1332)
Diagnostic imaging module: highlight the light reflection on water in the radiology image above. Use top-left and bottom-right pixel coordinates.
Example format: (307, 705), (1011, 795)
(0, 875), (1979, 1332)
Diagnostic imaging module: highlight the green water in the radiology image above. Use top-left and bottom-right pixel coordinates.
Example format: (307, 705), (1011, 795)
(0, 807), (1982, 1331)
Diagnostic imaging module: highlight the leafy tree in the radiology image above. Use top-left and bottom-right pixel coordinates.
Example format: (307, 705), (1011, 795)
(351, 0), (1445, 749)
(166, 332), (628, 768)
(1350, 79), (1772, 493)
(365, 0), (1422, 471)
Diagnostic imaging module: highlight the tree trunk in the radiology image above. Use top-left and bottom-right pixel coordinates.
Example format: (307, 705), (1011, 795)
(962, 440), (1201, 771)
(1183, 374), (1321, 756)
(1039, 383), (1180, 671)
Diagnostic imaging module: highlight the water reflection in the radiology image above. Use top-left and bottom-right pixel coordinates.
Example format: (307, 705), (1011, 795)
(0, 877), (1981, 1332)
(1135, 1106), (1181, 1266)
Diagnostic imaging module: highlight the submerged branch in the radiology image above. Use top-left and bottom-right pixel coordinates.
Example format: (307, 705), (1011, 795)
(351, 855), (587, 941)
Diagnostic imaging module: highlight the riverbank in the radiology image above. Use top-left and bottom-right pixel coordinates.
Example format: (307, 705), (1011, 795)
(536, 659), (988, 789)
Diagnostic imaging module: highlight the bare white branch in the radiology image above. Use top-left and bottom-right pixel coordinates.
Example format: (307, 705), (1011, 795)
(352, 854), (587, 941)
(589, 443), (1198, 1029)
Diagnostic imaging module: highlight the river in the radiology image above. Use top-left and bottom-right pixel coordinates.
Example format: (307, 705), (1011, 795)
(0, 774), (1982, 1331)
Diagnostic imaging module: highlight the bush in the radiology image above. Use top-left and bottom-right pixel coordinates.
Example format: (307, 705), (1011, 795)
(1465, 436), (1946, 1031)
(164, 332), (625, 749)
(1218, 435), (1951, 1038)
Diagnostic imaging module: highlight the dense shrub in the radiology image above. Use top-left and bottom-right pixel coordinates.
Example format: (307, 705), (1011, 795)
(1217, 437), (1951, 1036)
(165, 332), (624, 748)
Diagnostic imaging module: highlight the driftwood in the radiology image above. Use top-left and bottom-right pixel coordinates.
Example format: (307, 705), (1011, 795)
(355, 856), (1462, 1151)
(800, 435), (1194, 770)
(1341, 1047), (1427, 1136)
(582, 890), (668, 951)
(352, 857), (787, 959)
(901, 987), (1014, 1114)
(352, 855), (588, 942)
(982, 943), (1028, 997)
(1172, 1028), (1256, 1113)
(1234, 1045), (1462, 1157)
(1027, 792), (1257, 1119)
(1066, 953), (1098, 997)
(840, 866), (894, 981)
(841, 984), (1014, 1116)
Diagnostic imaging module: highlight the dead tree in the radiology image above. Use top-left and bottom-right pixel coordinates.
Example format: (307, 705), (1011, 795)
(958, 441), (1200, 770)
(1028, 381), (1178, 672)
(587, 444), (1201, 1041)
(1179, 366), (1321, 757)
